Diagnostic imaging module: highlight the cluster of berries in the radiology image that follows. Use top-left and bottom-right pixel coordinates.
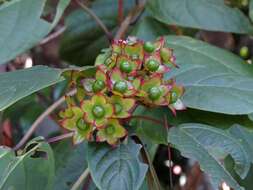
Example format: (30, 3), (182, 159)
(59, 37), (184, 145)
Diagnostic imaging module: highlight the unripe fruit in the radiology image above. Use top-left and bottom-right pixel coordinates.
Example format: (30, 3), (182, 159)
(240, 46), (249, 58)
(105, 125), (115, 135)
(144, 41), (155, 53)
(114, 81), (128, 93)
(170, 91), (179, 104)
(92, 105), (105, 118)
(77, 118), (88, 131)
(120, 60), (132, 73)
(146, 59), (160, 72)
(92, 80), (105, 93)
(148, 86), (162, 100)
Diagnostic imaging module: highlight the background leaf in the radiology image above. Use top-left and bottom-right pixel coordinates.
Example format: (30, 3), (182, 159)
(0, 137), (55, 190)
(168, 124), (245, 190)
(147, 0), (253, 34)
(165, 36), (253, 115)
(60, 0), (135, 66)
(86, 139), (148, 190)
(0, 0), (70, 65)
(0, 66), (63, 111)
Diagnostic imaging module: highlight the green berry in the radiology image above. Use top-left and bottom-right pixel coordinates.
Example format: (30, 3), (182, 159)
(114, 81), (128, 93)
(92, 80), (105, 93)
(144, 41), (155, 53)
(92, 105), (105, 118)
(115, 103), (123, 114)
(148, 86), (162, 100)
(240, 46), (249, 58)
(77, 118), (88, 131)
(170, 91), (179, 103)
(146, 59), (160, 72)
(105, 125), (115, 135)
(120, 60), (132, 73)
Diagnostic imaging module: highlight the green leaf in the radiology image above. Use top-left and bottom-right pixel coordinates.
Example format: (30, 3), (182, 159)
(0, 66), (63, 111)
(168, 124), (245, 190)
(132, 106), (168, 145)
(165, 36), (253, 115)
(0, 137), (55, 190)
(0, 0), (70, 65)
(250, 0), (253, 22)
(147, 0), (253, 34)
(59, 0), (135, 66)
(86, 139), (148, 190)
(53, 141), (88, 190)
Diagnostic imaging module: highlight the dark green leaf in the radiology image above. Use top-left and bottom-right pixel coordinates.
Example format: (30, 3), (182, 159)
(165, 36), (253, 114)
(250, 0), (253, 22)
(168, 124), (245, 190)
(59, 0), (135, 66)
(0, 137), (55, 190)
(147, 0), (253, 34)
(0, 66), (63, 111)
(86, 139), (148, 190)
(0, 0), (70, 65)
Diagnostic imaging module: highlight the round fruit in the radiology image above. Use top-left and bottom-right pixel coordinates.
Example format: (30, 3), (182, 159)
(144, 41), (155, 53)
(92, 80), (105, 93)
(146, 59), (160, 72)
(92, 105), (105, 118)
(77, 118), (88, 131)
(113, 81), (128, 93)
(105, 125), (115, 135)
(120, 60), (132, 73)
(148, 86), (162, 100)
(240, 46), (249, 58)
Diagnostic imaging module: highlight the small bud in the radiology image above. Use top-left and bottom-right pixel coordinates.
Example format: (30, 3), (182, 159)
(146, 59), (160, 72)
(144, 41), (155, 53)
(92, 80), (105, 93)
(148, 86), (162, 100)
(240, 46), (249, 58)
(114, 81), (128, 93)
(92, 105), (105, 118)
(120, 60), (132, 73)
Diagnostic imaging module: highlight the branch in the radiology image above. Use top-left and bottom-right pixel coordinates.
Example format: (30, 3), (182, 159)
(40, 26), (66, 45)
(114, 0), (146, 39)
(118, 0), (124, 24)
(14, 89), (76, 151)
(47, 132), (74, 143)
(71, 168), (90, 190)
(75, 0), (113, 41)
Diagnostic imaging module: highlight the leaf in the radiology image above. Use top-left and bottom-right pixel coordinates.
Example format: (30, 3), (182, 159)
(131, 16), (171, 41)
(132, 106), (168, 145)
(165, 36), (253, 115)
(250, 0), (253, 22)
(0, 137), (55, 190)
(0, 0), (70, 65)
(86, 139), (148, 190)
(53, 141), (88, 190)
(59, 0), (135, 66)
(147, 0), (253, 34)
(168, 124), (245, 190)
(0, 66), (63, 111)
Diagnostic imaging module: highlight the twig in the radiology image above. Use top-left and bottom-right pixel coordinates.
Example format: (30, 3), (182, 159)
(40, 26), (66, 45)
(129, 115), (164, 126)
(74, 0), (113, 41)
(47, 132), (74, 143)
(71, 168), (90, 190)
(14, 89), (76, 151)
(118, 0), (124, 25)
(114, 0), (146, 39)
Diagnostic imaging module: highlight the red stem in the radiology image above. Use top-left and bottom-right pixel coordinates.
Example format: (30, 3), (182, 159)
(47, 132), (74, 143)
(118, 0), (124, 25)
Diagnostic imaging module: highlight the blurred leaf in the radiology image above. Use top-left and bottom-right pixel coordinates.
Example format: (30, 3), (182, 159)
(132, 106), (168, 145)
(0, 66), (63, 111)
(86, 139), (148, 190)
(148, 0), (253, 34)
(53, 141), (88, 190)
(0, 0), (70, 65)
(59, 0), (135, 66)
(165, 36), (253, 114)
(168, 124), (245, 190)
(250, 0), (253, 22)
(0, 137), (55, 190)
(131, 16), (170, 41)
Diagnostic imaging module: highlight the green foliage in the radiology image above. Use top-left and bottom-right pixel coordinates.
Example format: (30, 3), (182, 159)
(86, 139), (148, 190)
(165, 36), (253, 114)
(147, 0), (253, 33)
(0, 137), (55, 190)
(0, 0), (70, 65)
